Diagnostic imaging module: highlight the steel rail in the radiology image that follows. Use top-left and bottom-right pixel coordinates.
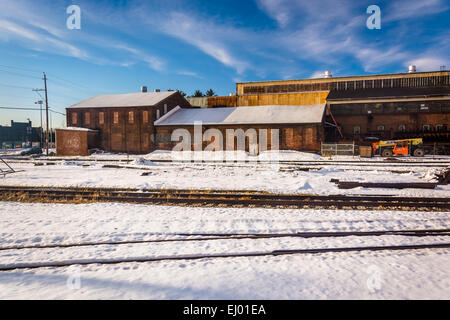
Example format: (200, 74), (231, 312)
(1, 229), (449, 251)
(0, 243), (449, 272)
(1, 186), (449, 210)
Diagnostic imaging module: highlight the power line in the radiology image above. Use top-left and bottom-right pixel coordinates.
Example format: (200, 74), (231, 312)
(0, 68), (42, 80)
(0, 106), (43, 111)
(0, 83), (34, 90)
(0, 64), (42, 74)
(47, 74), (97, 93)
(0, 106), (65, 115)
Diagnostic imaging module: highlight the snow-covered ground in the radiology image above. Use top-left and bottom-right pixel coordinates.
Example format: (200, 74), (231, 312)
(1, 156), (449, 197)
(0, 202), (449, 299)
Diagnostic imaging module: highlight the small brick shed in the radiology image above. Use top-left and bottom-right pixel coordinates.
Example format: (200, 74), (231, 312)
(56, 127), (99, 156)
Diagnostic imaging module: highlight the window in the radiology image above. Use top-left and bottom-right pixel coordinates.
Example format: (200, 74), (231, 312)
(99, 112), (104, 125)
(377, 125), (385, 131)
(423, 125), (431, 131)
(128, 111), (134, 124)
(71, 113), (78, 125)
(304, 128), (313, 145)
(84, 112), (90, 125)
(436, 124), (444, 131)
(143, 111), (149, 124)
(353, 126), (361, 135)
(156, 109), (161, 120)
(164, 104), (168, 114)
(398, 124), (406, 132)
(113, 112), (119, 124)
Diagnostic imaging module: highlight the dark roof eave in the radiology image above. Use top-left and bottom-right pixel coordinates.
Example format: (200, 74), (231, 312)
(327, 94), (450, 102)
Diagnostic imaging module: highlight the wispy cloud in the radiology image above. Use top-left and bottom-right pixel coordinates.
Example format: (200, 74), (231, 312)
(0, 0), (165, 71)
(145, 11), (251, 74)
(384, 0), (449, 22)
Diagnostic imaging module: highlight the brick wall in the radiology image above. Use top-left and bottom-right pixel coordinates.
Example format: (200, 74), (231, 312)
(155, 124), (323, 152)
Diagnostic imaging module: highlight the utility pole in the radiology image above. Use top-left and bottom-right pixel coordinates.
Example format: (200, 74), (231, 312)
(34, 100), (43, 147)
(43, 73), (49, 156)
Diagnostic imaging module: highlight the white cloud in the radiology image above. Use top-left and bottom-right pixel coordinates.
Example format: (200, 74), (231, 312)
(310, 71), (326, 79)
(406, 57), (447, 71)
(177, 70), (202, 78)
(384, 0), (448, 22)
(153, 12), (250, 74)
(256, 0), (291, 27)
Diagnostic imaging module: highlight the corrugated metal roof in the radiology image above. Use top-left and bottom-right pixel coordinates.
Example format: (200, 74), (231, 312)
(327, 87), (450, 101)
(154, 105), (325, 126)
(67, 91), (177, 109)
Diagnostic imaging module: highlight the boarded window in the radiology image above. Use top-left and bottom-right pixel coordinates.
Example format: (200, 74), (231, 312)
(113, 112), (119, 124)
(304, 127), (313, 145)
(71, 113), (78, 125)
(353, 126), (361, 135)
(377, 125), (385, 131)
(143, 111), (149, 123)
(84, 112), (90, 125)
(398, 124), (406, 132)
(99, 112), (104, 125)
(128, 111), (134, 124)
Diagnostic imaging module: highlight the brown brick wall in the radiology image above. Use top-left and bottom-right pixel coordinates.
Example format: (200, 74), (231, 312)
(335, 113), (450, 138)
(56, 129), (98, 156)
(65, 92), (192, 154)
(155, 124), (323, 152)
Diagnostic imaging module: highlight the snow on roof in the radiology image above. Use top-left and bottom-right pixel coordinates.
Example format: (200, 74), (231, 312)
(58, 127), (98, 132)
(154, 105), (326, 126)
(67, 91), (177, 109)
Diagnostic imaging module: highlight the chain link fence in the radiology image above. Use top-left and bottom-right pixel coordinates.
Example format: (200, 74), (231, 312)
(321, 143), (356, 156)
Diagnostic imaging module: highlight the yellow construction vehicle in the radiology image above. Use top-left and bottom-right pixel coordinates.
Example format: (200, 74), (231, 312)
(372, 138), (425, 157)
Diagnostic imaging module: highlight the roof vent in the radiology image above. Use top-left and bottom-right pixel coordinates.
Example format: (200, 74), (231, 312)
(408, 65), (416, 73)
(324, 71), (333, 78)
(141, 86), (147, 93)
(154, 89), (160, 92)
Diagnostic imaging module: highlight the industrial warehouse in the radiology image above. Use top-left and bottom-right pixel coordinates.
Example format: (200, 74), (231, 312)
(57, 68), (450, 156)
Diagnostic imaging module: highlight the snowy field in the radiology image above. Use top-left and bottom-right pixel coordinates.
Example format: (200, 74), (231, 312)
(0, 202), (449, 299)
(1, 151), (449, 197)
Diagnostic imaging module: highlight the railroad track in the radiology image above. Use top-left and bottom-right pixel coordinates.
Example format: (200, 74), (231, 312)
(4, 156), (450, 167)
(2, 228), (449, 251)
(1, 241), (449, 272)
(0, 186), (449, 211)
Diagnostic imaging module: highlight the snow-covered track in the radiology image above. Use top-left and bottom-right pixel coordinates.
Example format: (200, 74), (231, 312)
(0, 185), (449, 211)
(1, 229), (449, 251)
(0, 243), (449, 272)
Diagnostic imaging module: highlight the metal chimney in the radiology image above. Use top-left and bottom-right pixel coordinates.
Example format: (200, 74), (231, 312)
(324, 71), (333, 78)
(408, 65), (416, 73)
(154, 89), (160, 92)
(141, 86), (148, 93)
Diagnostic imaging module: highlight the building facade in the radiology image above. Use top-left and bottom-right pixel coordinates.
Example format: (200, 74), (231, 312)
(63, 91), (191, 154)
(0, 120), (42, 149)
(154, 105), (325, 153)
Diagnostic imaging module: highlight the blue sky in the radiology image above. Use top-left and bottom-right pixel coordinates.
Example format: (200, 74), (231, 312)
(0, 0), (449, 127)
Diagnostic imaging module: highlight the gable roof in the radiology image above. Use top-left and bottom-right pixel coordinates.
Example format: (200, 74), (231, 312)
(154, 105), (325, 126)
(67, 91), (177, 109)
(326, 86), (450, 101)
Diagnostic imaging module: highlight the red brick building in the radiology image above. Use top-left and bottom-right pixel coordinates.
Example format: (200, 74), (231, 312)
(326, 86), (450, 143)
(154, 105), (326, 152)
(63, 90), (191, 154)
